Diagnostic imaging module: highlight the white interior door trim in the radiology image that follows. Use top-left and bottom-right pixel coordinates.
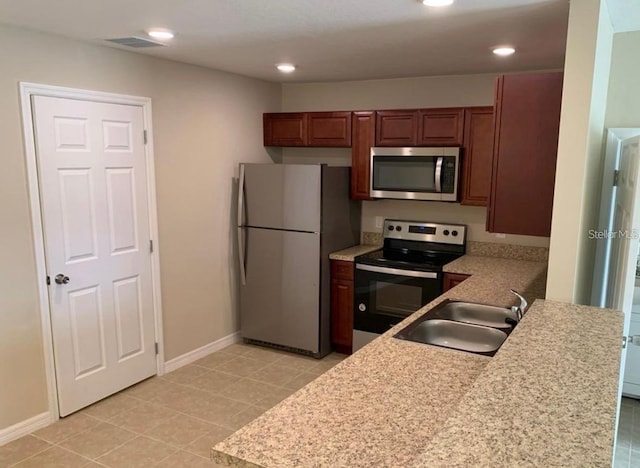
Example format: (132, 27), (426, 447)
(591, 128), (640, 307)
(19, 82), (165, 422)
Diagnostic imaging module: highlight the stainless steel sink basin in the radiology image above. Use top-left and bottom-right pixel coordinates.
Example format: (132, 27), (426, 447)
(397, 319), (507, 354)
(435, 301), (517, 329)
(393, 299), (518, 356)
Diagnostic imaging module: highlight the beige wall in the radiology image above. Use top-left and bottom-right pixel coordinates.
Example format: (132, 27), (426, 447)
(605, 31), (640, 128)
(546, 0), (613, 304)
(282, 74), (550, 247)
(0, 24), (280, 431)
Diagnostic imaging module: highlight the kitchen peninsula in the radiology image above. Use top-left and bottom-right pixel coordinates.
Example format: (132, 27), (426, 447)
(211, 255), (623, 467)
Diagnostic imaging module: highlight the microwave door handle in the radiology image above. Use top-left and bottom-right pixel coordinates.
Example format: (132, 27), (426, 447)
(435, 157), (443, 193)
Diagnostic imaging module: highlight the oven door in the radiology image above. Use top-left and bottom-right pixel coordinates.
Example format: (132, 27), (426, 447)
(354, 263), (442, 335)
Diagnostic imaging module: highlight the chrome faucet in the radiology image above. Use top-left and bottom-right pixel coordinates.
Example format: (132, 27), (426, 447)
(509, 289), (528, 322)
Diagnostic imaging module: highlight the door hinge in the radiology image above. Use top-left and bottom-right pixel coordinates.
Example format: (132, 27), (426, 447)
(613, 170), (620, 186)
(624, 335), (640, 348)
(155, 342), (159, 355)
(149, 240), (153, 253)
(46, 275), (50, 285)
(143, 130), (148, 145)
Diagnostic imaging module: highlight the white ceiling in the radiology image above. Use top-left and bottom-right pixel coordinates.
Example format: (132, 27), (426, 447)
(0, 0), (571, 83)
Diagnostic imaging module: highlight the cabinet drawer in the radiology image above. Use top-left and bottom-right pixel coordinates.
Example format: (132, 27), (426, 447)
(331, 260), (354, 281)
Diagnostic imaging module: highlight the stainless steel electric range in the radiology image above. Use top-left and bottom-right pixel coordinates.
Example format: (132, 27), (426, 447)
(353, 219), (467, 352)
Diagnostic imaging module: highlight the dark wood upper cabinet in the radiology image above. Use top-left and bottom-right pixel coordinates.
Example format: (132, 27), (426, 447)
(487, 72), (563, 237)
(308, 112), (352, 147)
(351, 111), (375, 200)
(263, 113), (308, 146)
(375, 110), (418, 146)
(417, 108), (464, 146)
(460, 107), (494, 206)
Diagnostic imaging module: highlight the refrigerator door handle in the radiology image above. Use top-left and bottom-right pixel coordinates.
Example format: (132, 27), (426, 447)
(237, 165), (247, 286)
(237, 227), (247, 286)
(237, 164), (246, 226)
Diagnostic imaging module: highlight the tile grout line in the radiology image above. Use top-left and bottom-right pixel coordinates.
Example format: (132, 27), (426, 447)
(3, 347), (345, 467)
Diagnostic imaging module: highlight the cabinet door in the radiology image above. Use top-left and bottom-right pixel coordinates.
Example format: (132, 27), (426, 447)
(331, 278), (354, 353)
(417, 108), (464, 146)
(487, 73), (563, 237)
(443, 272), (471, 292)
(308, 112), (352, 147)
(331, 260), (355, 354)
(263, 113), (308, 146)
(351, 111), (375, 200)
(460, 107), (494, 206)
(375, 110), (418, 146)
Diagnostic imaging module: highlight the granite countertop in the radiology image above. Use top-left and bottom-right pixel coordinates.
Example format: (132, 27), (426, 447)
(212, 255), (623, 467)
(328, 244), (380, 261)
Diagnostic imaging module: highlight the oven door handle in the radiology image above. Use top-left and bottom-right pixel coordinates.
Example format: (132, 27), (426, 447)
(356, 264), (438, 279)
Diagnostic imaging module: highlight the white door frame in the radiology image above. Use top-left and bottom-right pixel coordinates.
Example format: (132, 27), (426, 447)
(591, 128), (640, 307)
(19, 82), (165, 421)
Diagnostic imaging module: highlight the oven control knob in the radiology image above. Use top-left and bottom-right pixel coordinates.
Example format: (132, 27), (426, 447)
(388, 225), (394, 231)
(395, 226), (402, 231)
(452, 230), (458, 237)
(358, 303), (367, 312)
(443, 230), (450, 236)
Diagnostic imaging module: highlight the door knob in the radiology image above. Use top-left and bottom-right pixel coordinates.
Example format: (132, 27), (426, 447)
(55, 274), (70, 285)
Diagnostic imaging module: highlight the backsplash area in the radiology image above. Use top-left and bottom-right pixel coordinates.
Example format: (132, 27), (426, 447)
(362, 232), (548, 262)
(362, 199), (550, 248)
(361, 199), (550, 263)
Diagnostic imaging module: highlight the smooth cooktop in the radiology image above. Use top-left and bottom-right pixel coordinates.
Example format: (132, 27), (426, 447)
(355, 248), (462, 272)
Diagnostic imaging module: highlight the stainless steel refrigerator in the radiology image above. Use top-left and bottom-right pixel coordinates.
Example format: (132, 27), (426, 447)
(237, 164), (361, 358)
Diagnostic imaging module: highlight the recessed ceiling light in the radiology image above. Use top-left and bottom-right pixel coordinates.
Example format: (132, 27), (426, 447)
(276, 64), (296, 73)
(422, 0), (454, 6)
(147, 29), (174, 40)
(492, 46), (516, 56)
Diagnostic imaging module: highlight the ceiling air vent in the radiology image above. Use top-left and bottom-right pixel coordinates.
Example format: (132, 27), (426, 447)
(105, 36), (166, 48)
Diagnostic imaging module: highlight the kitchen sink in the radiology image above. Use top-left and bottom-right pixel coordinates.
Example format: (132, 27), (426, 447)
(434, 301), (517, 329)
(396, 319), (508, 354)
(394, 299), (518, 356)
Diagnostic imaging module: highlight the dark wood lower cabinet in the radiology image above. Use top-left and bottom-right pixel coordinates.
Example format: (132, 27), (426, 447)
(330, 260), (354, 354)
(443, 272), (471, 292)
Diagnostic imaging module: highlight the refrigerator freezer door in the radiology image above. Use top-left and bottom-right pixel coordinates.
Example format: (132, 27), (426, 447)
(240, 227), (321, 353)
(241, 164), (321, 232)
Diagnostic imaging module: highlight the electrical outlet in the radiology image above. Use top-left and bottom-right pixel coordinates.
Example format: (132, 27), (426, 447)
(375, 216), (383, 229)
(495, 233), (507, 239)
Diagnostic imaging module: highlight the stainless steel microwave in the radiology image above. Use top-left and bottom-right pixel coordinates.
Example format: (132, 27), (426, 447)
(369, 147), (460, 201)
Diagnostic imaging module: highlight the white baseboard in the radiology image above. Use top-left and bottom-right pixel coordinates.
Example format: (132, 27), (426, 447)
(163, 331), (241, 373)
(623, 382), (640, 398)
(0, 412), (53, 446)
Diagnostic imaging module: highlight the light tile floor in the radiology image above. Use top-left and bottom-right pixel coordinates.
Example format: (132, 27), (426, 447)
(0, 343), (346, 467)
(615, 397), (640, 468)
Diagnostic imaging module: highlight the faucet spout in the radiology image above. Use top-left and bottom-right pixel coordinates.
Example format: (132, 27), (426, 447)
(509, 289), (528, 322)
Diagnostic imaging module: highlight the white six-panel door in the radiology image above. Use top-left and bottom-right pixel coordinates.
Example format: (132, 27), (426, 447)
(606, 136), (640, 458)
(32, 95), (156, 416)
